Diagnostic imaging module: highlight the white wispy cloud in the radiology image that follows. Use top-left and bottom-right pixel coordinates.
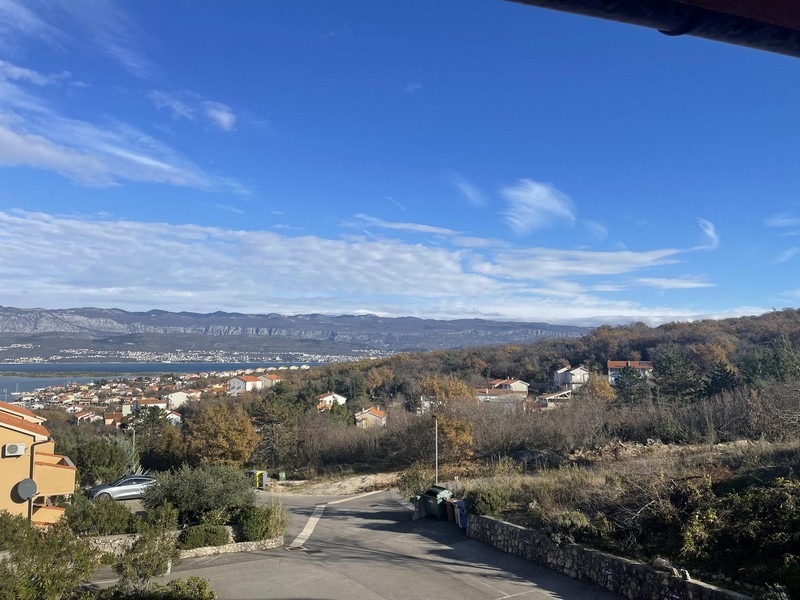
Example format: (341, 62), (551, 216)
(764, 213), (800, 228)
(402, 82), (422, 93)
(203, 101), (236, 131)
(0, 210), (735, 324)
(449, 173), (486, 207)
(636, 276), (715, 289)
(0, 61), (244, 191)
(0, 0), (58, 52)
(0, 59), (67, 86)
(148, 91), (194, 120)
(694, 217), (720, 250)
(55, 1), (156, 78)
(582, 220), (608, 240)
(472, 247), (681, 279)
(773, 247), (799, 264)
(148, 91), (241, 133)
(353, 214), (457, 236)
(500, 178), (576, 235)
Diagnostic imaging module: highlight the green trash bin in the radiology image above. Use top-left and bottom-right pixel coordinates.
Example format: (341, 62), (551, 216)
(422, 485), (453, 518)
(278, 471), (286, 481)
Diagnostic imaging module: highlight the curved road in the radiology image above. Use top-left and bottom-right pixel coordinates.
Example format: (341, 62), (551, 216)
(109, 489), (621, 599)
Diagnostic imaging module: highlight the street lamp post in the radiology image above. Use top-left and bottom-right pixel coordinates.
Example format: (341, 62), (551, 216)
(434, 414), (438, 486)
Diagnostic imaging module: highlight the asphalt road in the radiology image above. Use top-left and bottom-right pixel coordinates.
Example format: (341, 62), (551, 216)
(100, 489), (621, 600)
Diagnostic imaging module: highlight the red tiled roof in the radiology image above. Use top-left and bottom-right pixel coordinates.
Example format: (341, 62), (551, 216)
(0, 401), (39, 419)
(365, 407), (386, 419)
(237, 376), (261, 382)
(607, 361), (653, 369)
(0, 411), (51, 439)
(264, 373), (282, 380)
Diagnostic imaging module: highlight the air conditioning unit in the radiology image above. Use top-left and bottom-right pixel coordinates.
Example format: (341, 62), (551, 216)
(3, 443), (26, 457)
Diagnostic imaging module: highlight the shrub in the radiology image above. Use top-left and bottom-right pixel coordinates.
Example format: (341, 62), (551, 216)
(159, 577), (218, 599)
(143, 464), (256, 525)
(397, 461), (433, 499)
(92, 577), (217, 599)
(177, 525), (230, 550)
(75, 438), (130, 487)
(0, 510), (99, 600)
(235, 503), (288, 542)
(465, 484), (508, 517)
(64, 494), (134, 536)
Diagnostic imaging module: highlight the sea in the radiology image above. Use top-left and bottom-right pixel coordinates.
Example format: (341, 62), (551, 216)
(0, 361), (300, 395)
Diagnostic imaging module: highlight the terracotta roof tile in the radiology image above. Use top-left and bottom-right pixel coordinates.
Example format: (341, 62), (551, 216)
(0, 401), (38, 419)
(0, 411), (51, 439)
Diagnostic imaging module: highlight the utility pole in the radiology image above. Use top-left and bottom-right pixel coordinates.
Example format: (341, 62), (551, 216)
(434, 414), (438, 485)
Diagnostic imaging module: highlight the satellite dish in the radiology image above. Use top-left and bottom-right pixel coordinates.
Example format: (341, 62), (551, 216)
(15, 479), (37, 501)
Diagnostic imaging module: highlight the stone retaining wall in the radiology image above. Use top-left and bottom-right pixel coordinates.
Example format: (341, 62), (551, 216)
(467, 515), (752, 600)
(178, 536), (283, 558)
(89, 528), (282, 559)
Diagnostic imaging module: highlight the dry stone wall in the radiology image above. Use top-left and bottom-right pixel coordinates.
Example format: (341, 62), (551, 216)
(467, 515), (752, 600)
(89, 528), (283, 559)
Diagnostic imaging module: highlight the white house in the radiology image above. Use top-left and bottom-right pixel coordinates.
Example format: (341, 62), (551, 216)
(228, 375), (264, 396)
(491, 379), (530, 393)
(553, 365), (590, 392)
(354, 406), (387, 428)
(163, 391), (191, 409)
(132, 398), (168, 412)
(258, 373), (283, 388)
(316, 391), (347, 411)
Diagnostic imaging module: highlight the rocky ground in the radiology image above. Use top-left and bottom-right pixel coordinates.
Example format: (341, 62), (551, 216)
(274, 472), (398, 496)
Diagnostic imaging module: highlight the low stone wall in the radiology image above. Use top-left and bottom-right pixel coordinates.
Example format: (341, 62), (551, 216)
(467, 515), (752, 600)
(89, 533), (139, 557)
(89, 528), (282, 560)
(179, 536), (283, 558)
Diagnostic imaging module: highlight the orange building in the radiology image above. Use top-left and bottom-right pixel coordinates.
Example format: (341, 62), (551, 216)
(0, 402), (77, 526)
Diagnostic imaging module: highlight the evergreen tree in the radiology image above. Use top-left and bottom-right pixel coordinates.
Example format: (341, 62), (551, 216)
(612, 365), (650, 404)
(653, 344), (702, 401)
(702, 361), (739, 397)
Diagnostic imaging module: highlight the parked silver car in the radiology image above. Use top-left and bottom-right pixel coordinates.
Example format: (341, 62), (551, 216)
(89, 475), (156, 500)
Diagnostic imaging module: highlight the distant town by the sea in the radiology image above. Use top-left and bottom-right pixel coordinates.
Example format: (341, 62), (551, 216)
(0, 361), (312, 395)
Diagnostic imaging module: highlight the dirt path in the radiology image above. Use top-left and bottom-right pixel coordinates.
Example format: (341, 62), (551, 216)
(275, 472), (398, 496)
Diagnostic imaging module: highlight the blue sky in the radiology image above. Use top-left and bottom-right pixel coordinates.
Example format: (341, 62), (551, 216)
(0, 0), (798, 325)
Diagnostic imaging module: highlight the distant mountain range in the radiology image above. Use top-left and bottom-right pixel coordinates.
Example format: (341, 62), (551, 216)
(0, 306), (591, 362)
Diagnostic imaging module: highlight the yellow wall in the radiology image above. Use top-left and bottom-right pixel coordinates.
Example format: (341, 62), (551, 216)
(1, 427), (75, 521)
(0, 427), (36, 518)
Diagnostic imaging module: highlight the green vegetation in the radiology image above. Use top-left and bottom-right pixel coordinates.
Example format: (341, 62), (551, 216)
(19, 307), (800, 597)
(142, 464), (255, 526)
(0, 511), (99, 600)
(64, 494), (135, 536)
(177, 524), (229, 550)
(234, 503), (289, 542)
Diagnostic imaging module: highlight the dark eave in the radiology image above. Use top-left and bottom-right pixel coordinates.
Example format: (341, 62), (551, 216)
(508, 0), (800, 58)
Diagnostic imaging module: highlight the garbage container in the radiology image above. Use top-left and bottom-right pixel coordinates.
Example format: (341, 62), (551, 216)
(422, 485), (453, 518)
(278, 471), (286, 481)
(455, 499), (468, 529)
(246, 470), (265, 488)
(445, 499), (456, 522)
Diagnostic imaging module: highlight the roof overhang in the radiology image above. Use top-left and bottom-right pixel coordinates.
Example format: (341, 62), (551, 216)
(508, 0), (800, 58)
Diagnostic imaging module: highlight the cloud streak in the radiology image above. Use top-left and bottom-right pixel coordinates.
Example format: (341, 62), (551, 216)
(0, 61), (244, 191)
(449, 173), (485, 207)
(501, 179), (576, 235)
(0, 210), (734, 325)
(694, 218), (720, 250)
